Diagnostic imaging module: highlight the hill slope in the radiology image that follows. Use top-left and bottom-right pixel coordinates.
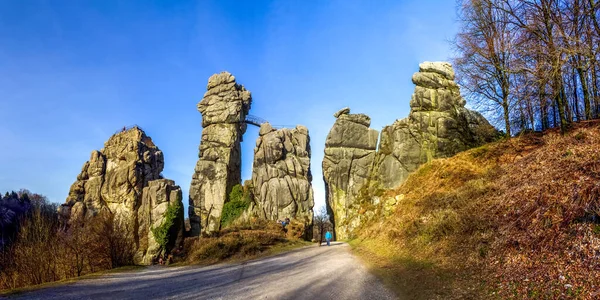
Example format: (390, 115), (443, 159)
(352, 122), (600, 299)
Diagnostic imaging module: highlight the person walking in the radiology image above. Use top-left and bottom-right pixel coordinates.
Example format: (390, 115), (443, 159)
(325, 231), (332, 246)
(278, 218), (290, 234)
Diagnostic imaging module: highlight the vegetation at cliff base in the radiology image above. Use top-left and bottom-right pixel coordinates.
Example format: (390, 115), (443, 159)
(182, 220), (307, 265)
(352, 121), (600, 299)
(220, 183), (252, 228)
(152, 201), (182, 250)
(0, 192), (134, 291)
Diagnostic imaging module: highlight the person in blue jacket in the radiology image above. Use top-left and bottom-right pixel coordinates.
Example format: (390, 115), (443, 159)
(325, 231), (332, 246)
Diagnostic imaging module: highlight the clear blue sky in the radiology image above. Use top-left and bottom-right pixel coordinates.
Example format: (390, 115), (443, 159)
(0, 0), (459, 211)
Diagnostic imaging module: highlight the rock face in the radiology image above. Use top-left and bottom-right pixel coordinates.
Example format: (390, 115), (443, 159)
(189, 72), (252, 236)
(60, 127), (184, 265)
(137, 179), (184, 265)
(323, 62), (498, 240)
(251, 123), (314, 232)
(322, 108), (379, 240)
(377, 62), (498, 188)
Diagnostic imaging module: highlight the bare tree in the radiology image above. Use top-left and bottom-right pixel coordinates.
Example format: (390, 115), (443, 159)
(454, 0), (519, 136)
(313, 206), (331, 246)
(454, 0), (600, 133)
(95, 213), (135, 268)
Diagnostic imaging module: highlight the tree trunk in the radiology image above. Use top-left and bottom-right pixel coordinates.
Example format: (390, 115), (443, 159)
(503, 96), (511, 136)
(593, 65), (600, 118)
(541, 89), (549, 130)
(557, 81), (569, 133)
(552, 100), (558, 128)
(576, 65), (592, 120)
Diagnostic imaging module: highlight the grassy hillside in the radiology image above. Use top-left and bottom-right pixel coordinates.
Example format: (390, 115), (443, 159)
(351, 122), (600, 299)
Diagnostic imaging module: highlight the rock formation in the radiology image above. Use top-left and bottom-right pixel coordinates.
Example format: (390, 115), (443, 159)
(323, 62), (498, 240)
(322, 108), (379, 240)
(189, 72), (252, 236)
(60, 127), (184, 265)
(137, 179), (184, 265)
(250, 123), (314, 232)
(377, 62), (498, 188)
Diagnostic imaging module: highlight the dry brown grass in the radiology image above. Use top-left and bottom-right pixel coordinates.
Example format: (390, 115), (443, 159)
(352, 121), (600, 299)
(181, 220), (308, 265)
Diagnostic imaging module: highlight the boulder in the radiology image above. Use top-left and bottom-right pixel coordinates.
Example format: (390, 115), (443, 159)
(333, 107), (350, 118)
(189, 72), (252, 236)
(251, 124), (314, 238)
(322, 108), (379, 240)
(418, 61), (455, 80)
(61, 127), (184, 265)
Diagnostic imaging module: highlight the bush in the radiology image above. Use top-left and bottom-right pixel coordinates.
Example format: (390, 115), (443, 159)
(220, 184), (251, 228)
(185, 221), (287, 264)
(152, 201), (182, 251)
(0, 202), (134, 290)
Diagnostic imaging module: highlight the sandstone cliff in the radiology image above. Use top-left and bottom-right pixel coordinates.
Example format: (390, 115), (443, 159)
(377, 62), (498, 188)
(323, 62), (498, 240)
(189, 72), (252, 236)
(322, 108), (379, 240)
(250, 123), (314, 233)
(60, 127), (184, 265)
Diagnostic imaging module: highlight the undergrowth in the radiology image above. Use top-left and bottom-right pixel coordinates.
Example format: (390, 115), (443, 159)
(352, 121), (600, 299)
(220, 184), (251, 228)
(152, 201), (182, 250)
(182, 219), (305, 265)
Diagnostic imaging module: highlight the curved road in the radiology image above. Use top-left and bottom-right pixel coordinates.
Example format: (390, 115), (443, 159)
(9, 242), (396, 300)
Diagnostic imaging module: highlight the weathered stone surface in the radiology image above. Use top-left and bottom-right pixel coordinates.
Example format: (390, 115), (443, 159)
(250, 123), (314, 234)
(333, 107), (350, 118)
(323, 109), (379, 240)
(419, 61), (455, 80)
(325, 114), (378, 149)
(377, 62), (498, 189)
(323, 62), (498, 240)
(60, 127), (184, 265)
(137, 179), (184, 265)
(189, 72), (252, 236)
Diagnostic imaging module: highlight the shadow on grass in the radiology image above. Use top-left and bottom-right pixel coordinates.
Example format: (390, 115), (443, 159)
(349, 239), (483, 300)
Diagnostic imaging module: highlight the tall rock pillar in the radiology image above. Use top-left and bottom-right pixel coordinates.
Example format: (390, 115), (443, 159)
(251, 123), (314, 235)
(189, 72), (252, 236)
(322, 108), (379, 240)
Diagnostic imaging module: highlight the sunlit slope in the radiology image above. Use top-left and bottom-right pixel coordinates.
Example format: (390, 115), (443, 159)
(352, 121), (600, 299)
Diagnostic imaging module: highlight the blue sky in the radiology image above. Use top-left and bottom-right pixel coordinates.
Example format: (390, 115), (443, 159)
(0, 0), (459, 211)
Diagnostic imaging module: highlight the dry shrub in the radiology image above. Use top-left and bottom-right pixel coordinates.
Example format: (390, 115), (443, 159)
(0, 203), (62, 289)
(0, 209), (135, 291)
(184, 220), (288, 265)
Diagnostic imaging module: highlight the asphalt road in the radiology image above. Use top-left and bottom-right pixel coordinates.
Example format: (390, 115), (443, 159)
(8, 242), (397, 300)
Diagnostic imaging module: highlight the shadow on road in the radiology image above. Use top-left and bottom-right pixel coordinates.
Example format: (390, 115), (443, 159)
(318, 241), (344, 247)
(14, 243), (396, 300)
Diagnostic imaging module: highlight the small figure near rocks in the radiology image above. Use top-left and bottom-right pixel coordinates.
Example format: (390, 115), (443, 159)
(325, 231), (332, 246)
(278, 218), (290, 234)
(122, 126), (126, 132)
